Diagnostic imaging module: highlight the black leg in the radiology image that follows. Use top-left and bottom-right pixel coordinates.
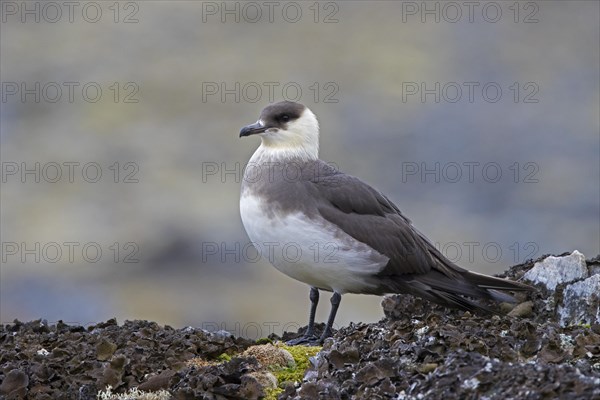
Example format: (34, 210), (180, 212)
(305, 287), (319, 336)
(286, 287), (320, 345)
(319, 292), (341, 342)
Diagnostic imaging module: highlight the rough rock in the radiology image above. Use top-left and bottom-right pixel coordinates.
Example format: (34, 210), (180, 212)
(0, 319), (252, 398)
(1, 253), (599, 399)
(519, 251), (600, 327)
(283, 252), (600, 399)
(523, 250), (588, 290)
(242, 343), (296, 369)
(507, 300), (534, 318)
(0, 369), (29, 397)
(559, 274), (600, 327)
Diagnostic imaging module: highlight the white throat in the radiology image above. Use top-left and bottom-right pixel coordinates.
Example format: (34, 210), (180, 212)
(254, 108), (320, 163)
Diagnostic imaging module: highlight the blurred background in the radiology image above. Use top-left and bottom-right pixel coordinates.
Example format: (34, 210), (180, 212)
(1, 1), (598, 338)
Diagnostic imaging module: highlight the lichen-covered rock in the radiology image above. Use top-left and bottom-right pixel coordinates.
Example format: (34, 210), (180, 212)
(559, 274), (600, 326)
(523, 250), (588, 290)
(242, 343), (295, 369)
(517, 251), (600, 327)
(0, 368), (29, 398)
(285, 305), (600, 399)
(0, 319), (252, 399)
(247, 371), (278, 389)
(2, 254), (599, 399)
(282, 253), (600, 399)
(507, 300), (534, 318)
(96, 339), (118, 361)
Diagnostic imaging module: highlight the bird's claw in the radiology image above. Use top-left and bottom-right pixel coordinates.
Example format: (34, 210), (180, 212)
(286, 333), (321, 346)
(286, 328), (334, 346)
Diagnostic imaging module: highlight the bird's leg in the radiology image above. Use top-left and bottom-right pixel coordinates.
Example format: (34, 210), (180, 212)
(286, 287), (320, 345)
(305, 287), (319, 337)
(319, 292), (341, 342)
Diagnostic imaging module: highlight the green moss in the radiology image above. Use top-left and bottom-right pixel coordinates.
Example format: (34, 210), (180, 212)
(264, 386), (283, 400)
(256, 337), (274, 345)
(282, 344), (322, 368)
(263, 344), (322, 399)
(201, 344), (321, 400)
(568, 322), (592, 329)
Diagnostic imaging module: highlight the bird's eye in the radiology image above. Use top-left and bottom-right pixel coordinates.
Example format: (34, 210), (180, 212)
(280, 114), (290, 122)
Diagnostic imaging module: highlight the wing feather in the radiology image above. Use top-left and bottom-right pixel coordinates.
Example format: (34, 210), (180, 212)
(301, 161), (534, 311)
(309, 167), (435, 276)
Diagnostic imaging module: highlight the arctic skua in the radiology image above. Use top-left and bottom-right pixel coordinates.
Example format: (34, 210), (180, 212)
(239, 101), (534, 345)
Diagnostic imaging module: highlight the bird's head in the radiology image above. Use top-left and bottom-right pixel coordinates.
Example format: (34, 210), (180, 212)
(240, 101), (319, 160)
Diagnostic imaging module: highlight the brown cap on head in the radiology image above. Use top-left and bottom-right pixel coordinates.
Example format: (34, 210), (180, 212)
(240, 101), (306, 137)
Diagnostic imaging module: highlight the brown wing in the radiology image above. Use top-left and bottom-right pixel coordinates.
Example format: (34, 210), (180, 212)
(308, 166), (440, 276)
(306, 163), (533, 312)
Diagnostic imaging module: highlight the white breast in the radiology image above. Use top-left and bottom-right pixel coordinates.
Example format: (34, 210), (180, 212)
(239, 192), (389, 294)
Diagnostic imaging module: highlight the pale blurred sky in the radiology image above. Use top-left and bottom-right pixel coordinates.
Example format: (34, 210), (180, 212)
(1, 1), (598, 337)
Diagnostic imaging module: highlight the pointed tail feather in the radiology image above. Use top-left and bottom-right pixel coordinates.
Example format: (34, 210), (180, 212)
(462, 270), (534, 292)
(430, 289), (500, 315)
(390, 268), (536, 314)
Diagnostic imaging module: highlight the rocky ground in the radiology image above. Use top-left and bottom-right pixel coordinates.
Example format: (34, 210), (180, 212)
(1, 252), (599, 399)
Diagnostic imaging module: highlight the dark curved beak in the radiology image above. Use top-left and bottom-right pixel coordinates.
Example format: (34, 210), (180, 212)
(239, 121), (267, 137)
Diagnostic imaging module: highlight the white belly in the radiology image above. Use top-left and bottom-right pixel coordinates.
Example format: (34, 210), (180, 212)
(239, 193), (388, 293)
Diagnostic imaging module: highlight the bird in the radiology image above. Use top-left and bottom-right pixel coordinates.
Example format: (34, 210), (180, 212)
(239, 101), (534, 345)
